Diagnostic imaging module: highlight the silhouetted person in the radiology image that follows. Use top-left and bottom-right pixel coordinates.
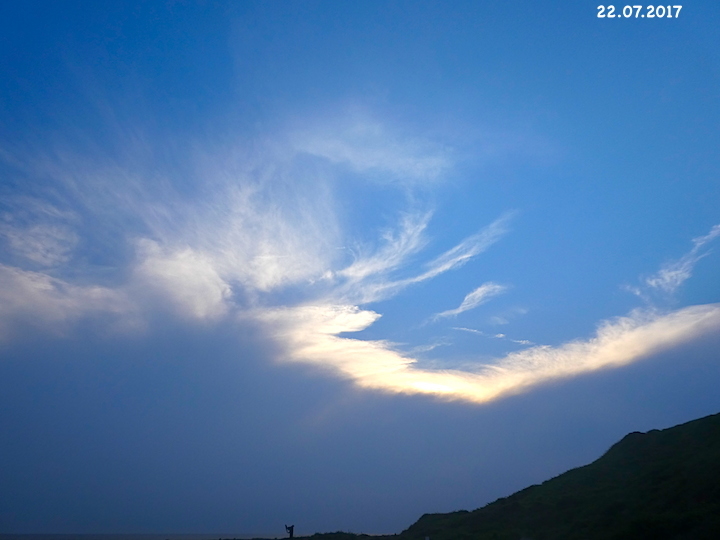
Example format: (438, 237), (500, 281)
(285, 524), (294, 538)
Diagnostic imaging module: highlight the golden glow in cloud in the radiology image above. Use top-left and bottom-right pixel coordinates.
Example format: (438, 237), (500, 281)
(255, 303), (720, 404)
(2, 114), (719, 407)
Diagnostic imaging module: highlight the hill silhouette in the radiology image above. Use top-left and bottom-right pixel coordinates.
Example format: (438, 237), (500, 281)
(256, 412), (720, 540)
(399, 412), (720, 540)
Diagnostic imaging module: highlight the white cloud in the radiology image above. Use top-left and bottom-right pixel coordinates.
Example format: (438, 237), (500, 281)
(452, 326), (485, 335)
(0, 264), (134, 340)
(0, 198), (79, 266)
(4, 113), (718, 410)
(645, 223), (720, 294)
(292, 117), (450, 183)
(419, 212), (514, 281)
(256, 302), (720, 404)
(451, 327), (534, 346)
(433, 282), (508, 320)
(0, 115), (448, 333)
(134, 240), (232, 320)
(338, 211), (431, 283)
(198, 180), (340, 293)
(0, 223), (79, 266)
(339, 212), (514, 304)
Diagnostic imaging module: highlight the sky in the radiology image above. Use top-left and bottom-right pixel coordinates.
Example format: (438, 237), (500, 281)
(1, 1), (720, 536)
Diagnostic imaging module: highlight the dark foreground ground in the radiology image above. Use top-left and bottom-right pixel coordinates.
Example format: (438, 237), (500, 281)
(273, 412), (720, 540)
(5, 413), (718, 540)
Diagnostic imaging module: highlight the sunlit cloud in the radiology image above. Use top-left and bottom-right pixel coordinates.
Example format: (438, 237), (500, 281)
(433, 282), (508, 320)
(256, 302), (720, 404)
(0, 114), (455, 334)
(645, 223), (720, 294)
(1, 113), (719, 408)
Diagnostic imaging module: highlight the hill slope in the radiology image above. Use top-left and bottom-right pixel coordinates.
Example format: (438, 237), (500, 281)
(399, 412), (720, 540)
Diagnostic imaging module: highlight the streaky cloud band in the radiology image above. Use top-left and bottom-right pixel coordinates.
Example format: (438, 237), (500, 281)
(645, 223), (720, 294)
(254, 303), (720, 404)
(432, 282), (508, 321)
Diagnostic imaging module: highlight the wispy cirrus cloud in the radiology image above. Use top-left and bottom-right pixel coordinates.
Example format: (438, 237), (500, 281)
(292, 115), (451, 184)
(2, 113), (719, 407)
(433, 282), (508, 321)
(645, 224), (720, 294)
(0, 222), (78, 266)
(452, 326), (533, 345)
(0, 197), (79, 267)
(336, 212), (514, 304)
(338, 211), (432, 283)
(0, 114), (457, 333)
(419, 213), (514, 281)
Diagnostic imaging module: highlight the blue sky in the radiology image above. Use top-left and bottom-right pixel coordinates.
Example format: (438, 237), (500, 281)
(1, 1), (720, 536)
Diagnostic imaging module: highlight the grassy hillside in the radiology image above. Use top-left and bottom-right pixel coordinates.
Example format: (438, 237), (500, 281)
(399, 412), (720, 540)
